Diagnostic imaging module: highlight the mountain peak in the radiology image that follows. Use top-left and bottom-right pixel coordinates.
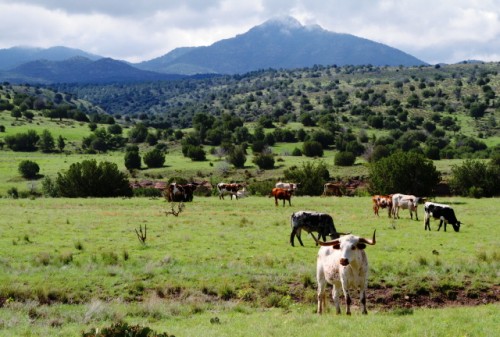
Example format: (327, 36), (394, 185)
(261, 16), (303, 29)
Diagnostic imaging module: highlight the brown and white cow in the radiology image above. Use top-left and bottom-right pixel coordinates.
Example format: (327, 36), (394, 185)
(164, 182), (199, 202)
(269, 188), (293, 207)
(217, 182), (244, 200)
(392, 193), (424, 220)
(316, 231), (376, 315)
(372, 194), (393, 217)
(323, 182), (344, 197)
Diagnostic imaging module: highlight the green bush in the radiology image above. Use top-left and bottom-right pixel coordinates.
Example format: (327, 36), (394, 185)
(4, 130), (39, 151)
(18, 160), (40, 179)
(228, 145), (246, 168)
(449, 158), (500, 197)
(56, 159), (132, 197)
(302, 140), (323, 157)
(334, 151), (356, 166)
(369, 151), (441, 195)
(124, 150), (141, 171)
(253, 153), (275, 170)
(143, 149), (165, 168)
(283, 161), (330, 196)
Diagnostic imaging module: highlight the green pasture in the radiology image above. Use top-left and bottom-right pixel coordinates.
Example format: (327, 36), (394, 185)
(0, 196), (498, 336)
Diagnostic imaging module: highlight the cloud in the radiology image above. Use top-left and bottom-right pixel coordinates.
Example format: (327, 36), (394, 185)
(0, 0), (498, 64)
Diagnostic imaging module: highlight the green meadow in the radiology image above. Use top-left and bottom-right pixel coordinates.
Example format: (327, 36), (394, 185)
(0, 195), (498, 336)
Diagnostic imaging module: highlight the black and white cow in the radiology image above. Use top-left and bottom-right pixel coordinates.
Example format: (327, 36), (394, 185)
(424, 202), (461, 232)
(290, 211), (340, 247)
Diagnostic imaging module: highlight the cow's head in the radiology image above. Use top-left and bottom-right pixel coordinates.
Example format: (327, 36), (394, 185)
(452, 221), (461, 232)
(317, 230), (376, 266)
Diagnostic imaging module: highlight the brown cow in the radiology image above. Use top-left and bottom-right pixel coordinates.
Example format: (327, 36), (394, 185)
(372, 194), (393, 217)
(323, 182), (344, 197)
(270, 187), (293, 207)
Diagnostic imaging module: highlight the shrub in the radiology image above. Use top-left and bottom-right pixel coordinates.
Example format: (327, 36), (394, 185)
(143, 149), (165, 168)
(334, 151), (356, 166)
(228, 145), (246, 168)
(369, 151), (441, 195)
(185, 145), (206, 161)
(56, 159), (132, 197)
(4, 130), (39, 151)
(302, 140), (323, 157)
(18, 160), (40, 179)
(283, 161), (330, 196)
(253, 153), (275, 170)
(124, 150), (141, 171)
(449, 159), (500, 197)
(291, 147), (302, 156)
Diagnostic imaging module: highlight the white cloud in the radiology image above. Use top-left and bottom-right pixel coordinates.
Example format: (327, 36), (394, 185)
(0, 0), (498, 64)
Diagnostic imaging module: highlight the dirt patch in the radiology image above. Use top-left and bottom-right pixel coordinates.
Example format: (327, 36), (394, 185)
(369, 285), (499, 310)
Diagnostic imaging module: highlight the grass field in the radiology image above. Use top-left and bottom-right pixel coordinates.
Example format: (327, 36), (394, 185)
(0, 195), (498, 336)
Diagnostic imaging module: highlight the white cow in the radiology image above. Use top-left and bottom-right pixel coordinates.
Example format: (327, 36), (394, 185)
(275, 182), (299, 192)
(392, 193), (423, 220)
(316, 231), (376, 315)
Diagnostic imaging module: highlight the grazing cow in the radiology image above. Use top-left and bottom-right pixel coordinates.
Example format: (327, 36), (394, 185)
(323, 182), (344, 197)
(217, 183), (244, 200)
(290, 211), (340, 247)
(392, 193), (423, 220)
(236, 187), (249, 199)
(270, 188), (293, 207)
(316, 231), (376, 315)
(424, 202), (461, 232)
(164, 182), (199, 202)
(372, 194), (393, 217)
(275, 182), (299, 192)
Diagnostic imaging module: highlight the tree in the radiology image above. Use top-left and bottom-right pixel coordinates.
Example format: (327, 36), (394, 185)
(334, 151), (356, 166)
(129, 123), (148, 143)
(253, 153), (275, 170)
(302, 141), (323, 157)
(449, 159), (499, 197)
(124, 150), (141, 171)
(4, 130), (39, 151)
(369, 151), (441, 196)
(228, 145), (246, 168)
(18, 160), (40, 179)
(56, 159), (132, 197)
(283, 161), (330, 196)
(143, 149), (165, 168)
(57, 135), (66, 152)
(38, 129), (55, 153)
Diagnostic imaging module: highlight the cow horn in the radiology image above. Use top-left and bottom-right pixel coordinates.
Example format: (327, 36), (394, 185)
(315, 235), (341, 246)
(359, 230), (376, 245)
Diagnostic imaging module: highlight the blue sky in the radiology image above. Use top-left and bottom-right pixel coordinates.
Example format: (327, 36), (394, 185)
(0, 0), (498, 64)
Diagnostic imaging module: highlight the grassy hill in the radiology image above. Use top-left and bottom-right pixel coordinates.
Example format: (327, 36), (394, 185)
(0, 63), (499, 197)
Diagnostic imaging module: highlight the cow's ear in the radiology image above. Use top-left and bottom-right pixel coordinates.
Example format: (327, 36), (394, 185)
(356, 243), (366, 250)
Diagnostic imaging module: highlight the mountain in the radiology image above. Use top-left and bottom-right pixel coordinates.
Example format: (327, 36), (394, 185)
(137, 16), (427, 75)
(0, 46), (102, 70)
(0, 57), (185, 84)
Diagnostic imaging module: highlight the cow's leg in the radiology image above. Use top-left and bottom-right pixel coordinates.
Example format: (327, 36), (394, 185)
(437, 219), (443, 231)
(424, 214), (430, 231)
(415, 209), (418, 221)
(275, 197), (278, 207)
(360, 288), (368, 314)
(343, 287), (352, 315)
(373, 204), (379, 216)
(317, 280), (326, 314)
(288, 198), (291, 206)
(332, 283), (341, 314)
(290, 229), (296, 247)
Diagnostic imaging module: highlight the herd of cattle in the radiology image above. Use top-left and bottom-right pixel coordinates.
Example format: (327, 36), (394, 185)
(133, 179), (463, 315)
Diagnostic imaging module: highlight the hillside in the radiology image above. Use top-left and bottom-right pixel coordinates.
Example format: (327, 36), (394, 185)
(137, 16), (427, 75)
(0, 57), (186, 84)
